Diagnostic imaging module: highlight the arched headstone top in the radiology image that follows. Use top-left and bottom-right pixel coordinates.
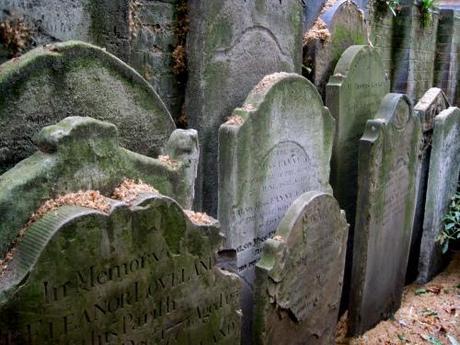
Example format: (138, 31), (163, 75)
(0, 40), (175, 174)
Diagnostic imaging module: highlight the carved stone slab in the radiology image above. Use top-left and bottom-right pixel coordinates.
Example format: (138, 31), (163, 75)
(254, 191), (348, 345)
(0, 194), (241, 345)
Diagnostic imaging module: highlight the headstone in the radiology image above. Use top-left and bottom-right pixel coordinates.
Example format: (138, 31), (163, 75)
(253, 191), (348, 345)
(349, 93), (421, 335)
(304, 0), (367, 97)
(434, 9), (460, 106)
(219, 72), (334, 341)
(0, 41), (175, 174)
(185, 0), (303, 215)
(418, 107), (460, 283)
(0, 193), (241, 345)
(0, 116), (198, 258)
(392, 0), (439, 101)
(326, 44), (389, 309)
(0, 1), (182, 117)
(407, 88), (450, 282)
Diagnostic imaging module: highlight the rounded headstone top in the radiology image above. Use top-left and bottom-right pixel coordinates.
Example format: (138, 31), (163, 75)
(0, 40), (175, 174)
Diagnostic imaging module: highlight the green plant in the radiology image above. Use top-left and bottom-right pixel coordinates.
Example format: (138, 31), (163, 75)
(419, 0), (436, 26)
(438, 188), (460, 253)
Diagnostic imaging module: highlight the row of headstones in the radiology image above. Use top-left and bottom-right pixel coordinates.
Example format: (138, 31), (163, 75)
(0, 39), (459, 344)
(303, 0), (460, 106)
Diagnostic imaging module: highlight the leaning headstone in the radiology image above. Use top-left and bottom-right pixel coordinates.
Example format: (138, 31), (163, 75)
(326, 45), (389, 309)
(253, 191), (348, 345)
(0, 116), (198, 258)
(406, 88), (450, 282)
(0, 40), (175, 174)
(418, 107), (460, 283)
(0, 193), (241, 344)
(219, 72), (334, 341)
(186, 0), (303, 215)
(349, 94), (421, 335)
(433, 9), (460, 106)
(304, 0), (367, 97)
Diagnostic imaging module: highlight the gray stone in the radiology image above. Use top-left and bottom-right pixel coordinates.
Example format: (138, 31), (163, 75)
(407, 88), (450, 282)
(0, 193), (241, 345)
(434, 9), (460, 106)
(218, 72), (334, 341)
(0, 0), (183, 118)
(326, 45), (389, 309)
(350, 93), (421, 335)
(253, 191), (348, 345)
(185, 0), (303, 215)
(304, 0), (327, 31)
(392, 0), (439, 101)
(0, 41), (175, 174)
(418, 107), (460, 283)
(304, 0), (367, 97)
(0, 116), (198, 258)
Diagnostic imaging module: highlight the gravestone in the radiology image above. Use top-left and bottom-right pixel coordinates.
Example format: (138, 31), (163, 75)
(219, 72), (334, 341)
(434, 9), (460, 106)
(304, 0), (367, 97)
(407, 88), (450, 282)
(418, 107), (460, 283)
(0, 193), (241, 344)
(349, 94), (421, 335)
(0, 116), (198, 258)
(326, 45), (389, 309)
(186, 0), (303, 215)
(0, 1), (182, 117)
(253, 191), (348, 345)
(0, 40), (175, 174)
(392, 0), (439, 101)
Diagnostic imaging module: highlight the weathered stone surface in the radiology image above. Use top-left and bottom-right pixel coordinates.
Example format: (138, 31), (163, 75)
(304, 0), (367, 97)
(186, 0), (303, 215)
(0, 116), (198, 258)
(0, 41), (175, 174)
(304, 0), (327, 31)
(0, 193), (241, 345)
(0, 1), (183, 118)
(418, 107), (460, 283)
(253, 191), (348, 345)
(407, 88), (450, 282)
(392, 0), (439, 101)
(350, 94), (421, 335)
(326, 45), (389, 310)
(434, 9), (460, 106)
(219, 72), (334, 341)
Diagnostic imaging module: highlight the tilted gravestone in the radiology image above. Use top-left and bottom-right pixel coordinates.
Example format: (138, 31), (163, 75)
(326, 45), (389, 309)
(407, 88), (450, 282)
(219, 72), (334, 341)
(349, 93), (421, 335)
(253, 191), (348, 345)
(0, 193), (241, 344)
(0, 40), (175, 175)
(186, 0), (303, 215)
(418, 107), (460, 283)
(434, 9), (460, 106)
(0, 116), (198, 258)
(304, 0), (367, 97)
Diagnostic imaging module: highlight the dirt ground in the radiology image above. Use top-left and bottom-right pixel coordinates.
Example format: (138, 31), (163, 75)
(337, 252), (460, 345)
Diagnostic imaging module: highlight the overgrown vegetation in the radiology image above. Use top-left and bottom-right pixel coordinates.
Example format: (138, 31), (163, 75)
(438, 187), (460, 253)
(418, 0), (436, 27)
